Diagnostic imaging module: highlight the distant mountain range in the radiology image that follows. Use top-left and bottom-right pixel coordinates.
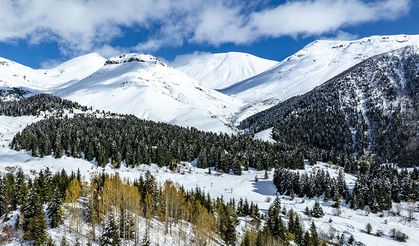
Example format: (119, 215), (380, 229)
(0, 35), (418, 150)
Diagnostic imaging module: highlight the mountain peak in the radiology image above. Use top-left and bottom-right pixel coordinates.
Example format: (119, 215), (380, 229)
(106, 53), (167, 67)
(175, 51), (277, 90)
(222, 34), (419, 123)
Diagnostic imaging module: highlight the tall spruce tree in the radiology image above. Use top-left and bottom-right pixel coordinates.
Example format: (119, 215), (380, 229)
(100, 213), (120, 246)
(0, 178), (7, 216)
(47, 187), (63, 228)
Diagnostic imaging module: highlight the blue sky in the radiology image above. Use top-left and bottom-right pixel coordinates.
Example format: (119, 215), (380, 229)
(0, 0), (417, 68)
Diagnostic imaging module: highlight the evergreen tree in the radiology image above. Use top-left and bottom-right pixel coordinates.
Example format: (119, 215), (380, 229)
(309, 222), (319, 246)
(13, 168), (27, 209)
(303, 231), (311, 246)
(293, 214), (304, 245)
(311, 201), (324, 218)
(22, 185), (48, 245)
(100, 214), (120, 246)
(47, 187), (63, 228)
(0, 178), (7, 216)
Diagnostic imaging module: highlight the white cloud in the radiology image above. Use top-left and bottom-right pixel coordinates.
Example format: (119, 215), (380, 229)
(93, 44), (127, 58)
(248, 0), (410, 38)
(0, 0), (411, 55)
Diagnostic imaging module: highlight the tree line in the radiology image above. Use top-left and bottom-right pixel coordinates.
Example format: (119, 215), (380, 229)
(0, 168), (327, 245)
(0, 94), (88, 116)
(274, 164), (419, 213)
(11, 115), (307, 174)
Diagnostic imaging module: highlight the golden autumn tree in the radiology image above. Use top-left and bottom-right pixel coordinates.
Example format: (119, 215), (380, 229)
(193, 202), (216, 246)
(64, 178), (82, 234)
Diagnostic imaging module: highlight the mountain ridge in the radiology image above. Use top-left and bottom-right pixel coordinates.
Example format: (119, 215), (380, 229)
(240, 45), (419, 166)
(223, 34), (419, 123)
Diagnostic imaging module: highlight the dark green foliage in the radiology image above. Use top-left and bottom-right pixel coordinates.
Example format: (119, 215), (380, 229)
(273, 167), (348, 200)
(12, 115), (303, 173)
(216, 199), (238, 244)
(350, 165), (417, 211)
(12, 168), (27, 209)
(0, 94), (87, 116)
(309, 222), (319, 246)
(0, 177), (7, 216)
(275, 165), (418, 213)
(100, 214), (121, 246)
(22, 186), (48, 245)
(311, 201), (324, 218)
(237, 198), (259, 219)
(47, 187), (64, 228)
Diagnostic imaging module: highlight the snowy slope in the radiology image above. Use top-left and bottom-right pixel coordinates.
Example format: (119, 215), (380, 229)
(174, 52), (277, 90)
(1, 115), (418, 246)
(39, 53), (106, 86)
(0, 53), (106, 90)
(56, 54), (243, 133)
(222, 34), (419, 123)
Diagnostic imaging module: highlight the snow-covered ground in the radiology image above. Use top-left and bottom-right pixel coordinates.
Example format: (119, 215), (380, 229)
(254, 127), (275, 143)
(0, 116), (418, 245)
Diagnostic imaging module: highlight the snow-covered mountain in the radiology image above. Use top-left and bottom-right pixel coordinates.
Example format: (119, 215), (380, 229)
(240, 45), (419, 166)
(174, 52), (277, 90)
(0, 53), (106, 90)
(222, 34), (419, 123)
(56, 54), (243, 133)
(38, 53), (107, 86)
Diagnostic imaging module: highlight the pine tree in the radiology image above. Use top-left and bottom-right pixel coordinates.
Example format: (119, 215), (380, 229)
(293, 214), (304, 245)
(31, 212), (48, 246)
(311, 201), (324, 218)
(23, 184), (48, 245)
(22, 186), (42, 233)
(309, 222), (319, 246)
(0, 178), (7, 216)
(332, 191), (340, 208)
(100, 214), (120, 246)
(47, 187), (63, 228)
(13, 168), (27, 209)
(303, 231), (311, 246)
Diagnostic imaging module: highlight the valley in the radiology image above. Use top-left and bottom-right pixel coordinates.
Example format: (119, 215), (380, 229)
(0, 34), (418, 246)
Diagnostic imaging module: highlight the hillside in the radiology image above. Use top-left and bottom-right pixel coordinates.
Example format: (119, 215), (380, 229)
(223, 34), (419, 123)
(240, 45), (419, 166)
(174, 52), (277, 90)
(0, 53), (105, 91)
(56, 54), (243, 133)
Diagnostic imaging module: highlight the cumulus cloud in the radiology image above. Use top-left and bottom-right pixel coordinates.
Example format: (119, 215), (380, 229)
(0, 0), (411, 55)
(248, 0), (410, 38)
